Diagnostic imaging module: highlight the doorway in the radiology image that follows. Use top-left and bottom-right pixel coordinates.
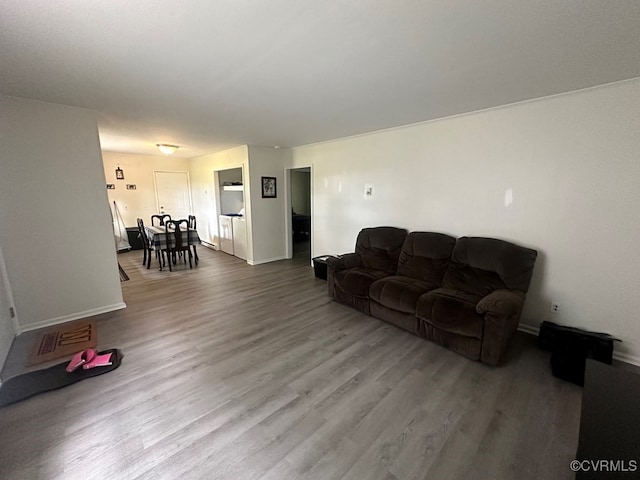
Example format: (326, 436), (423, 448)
(213, 166), (247, 260)
(289, 167), (311, 260)
(0, 243), (18, 382)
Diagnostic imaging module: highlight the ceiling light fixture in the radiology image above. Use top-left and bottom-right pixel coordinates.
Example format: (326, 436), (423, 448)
(156, 144), (179, 155)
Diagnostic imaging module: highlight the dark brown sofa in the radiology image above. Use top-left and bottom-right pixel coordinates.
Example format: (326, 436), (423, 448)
(326, 227), (538, 365)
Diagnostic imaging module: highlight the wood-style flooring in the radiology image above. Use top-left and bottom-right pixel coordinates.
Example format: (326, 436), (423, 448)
(0, 246), (582, 479)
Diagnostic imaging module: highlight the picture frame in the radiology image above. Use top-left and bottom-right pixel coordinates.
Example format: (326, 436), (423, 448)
(261, 176), (277, 198)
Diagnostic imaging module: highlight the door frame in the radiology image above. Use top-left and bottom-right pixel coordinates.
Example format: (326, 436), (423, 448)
(0, 242), (19, 334)
(0, 242), (19, 384)
(212, 164), (248, 255)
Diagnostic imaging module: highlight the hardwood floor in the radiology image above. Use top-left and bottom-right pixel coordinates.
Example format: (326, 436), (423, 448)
(0, 246), (582, 479)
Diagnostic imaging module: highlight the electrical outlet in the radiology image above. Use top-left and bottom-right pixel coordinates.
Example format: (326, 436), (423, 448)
(550, 303), (560, 314)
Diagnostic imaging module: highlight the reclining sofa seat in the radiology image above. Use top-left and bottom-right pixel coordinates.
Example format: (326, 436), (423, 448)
(416, 237), (538, 365)
(327, 227), (408, 314)
(369, 232), (456, 335)
(327, 227), (538, 366)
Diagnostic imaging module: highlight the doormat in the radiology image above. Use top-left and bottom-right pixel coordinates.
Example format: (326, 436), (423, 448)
(26, 320), (97, 366)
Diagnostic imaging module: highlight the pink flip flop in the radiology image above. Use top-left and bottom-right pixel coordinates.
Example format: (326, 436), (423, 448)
(66, 349), (96, 372)
(82, 351), (113, 370)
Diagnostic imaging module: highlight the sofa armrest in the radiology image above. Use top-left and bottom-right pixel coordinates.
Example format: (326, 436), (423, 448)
(326, 253), (362, 300)
(476, 289), (526, 365)
(326, 253), (362, 272)
(476, 289), (525, 316)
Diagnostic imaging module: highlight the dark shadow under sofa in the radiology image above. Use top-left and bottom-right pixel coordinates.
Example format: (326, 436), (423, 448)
(326, 227), (538, 365)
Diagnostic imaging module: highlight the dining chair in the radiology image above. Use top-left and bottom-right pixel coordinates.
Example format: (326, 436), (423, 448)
(164, 219), (193, 271)
(136, 218), (155, 269)
(151, 214), (172, 227)
(188, 215), (199, 265)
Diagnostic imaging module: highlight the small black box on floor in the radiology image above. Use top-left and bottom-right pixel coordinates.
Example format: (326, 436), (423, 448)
(538, 321), (620, 386)
(312, 256), (331, 280)
(126, 227), (143, 250)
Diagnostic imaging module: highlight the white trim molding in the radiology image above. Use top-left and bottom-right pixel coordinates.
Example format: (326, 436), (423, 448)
(247, 255), (288, 266)
(21, 302), (127, 332)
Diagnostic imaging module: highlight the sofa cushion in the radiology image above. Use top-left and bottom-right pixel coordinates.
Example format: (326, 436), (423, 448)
(443, 261), (506, 298)
(334, 267), (389, 298)
(443, 237), (538, 295)
(416, 288), (484, 339)
(369, 275), (437, 314)
(370, 276), (437, 314)
(396, 232), (456, 283)
(355, 227), (408, 275)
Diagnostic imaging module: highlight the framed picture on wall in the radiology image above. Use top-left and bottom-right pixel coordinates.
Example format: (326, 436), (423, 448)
(261, 176), (277, 198)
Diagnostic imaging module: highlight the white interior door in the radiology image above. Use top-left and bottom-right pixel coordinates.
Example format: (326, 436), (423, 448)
(154, 171), (192, 219)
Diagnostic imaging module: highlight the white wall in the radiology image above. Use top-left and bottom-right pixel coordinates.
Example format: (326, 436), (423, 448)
(247, 146), (290, 264)
(102, 152), (191, 227)
(190, 145), (290, 265)
(289, 78), (640, 364)
(189, 146), (249, 250)
(0, 95), (125, 331)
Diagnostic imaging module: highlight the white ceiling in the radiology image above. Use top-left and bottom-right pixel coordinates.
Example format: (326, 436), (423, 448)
(2, 1), (640, 158)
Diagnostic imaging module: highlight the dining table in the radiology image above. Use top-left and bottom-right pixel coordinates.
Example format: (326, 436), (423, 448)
(144, 225), (200, 270)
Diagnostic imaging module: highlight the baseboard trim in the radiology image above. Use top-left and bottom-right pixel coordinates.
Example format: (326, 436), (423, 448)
(517, 322), (640, 367)
(200, 241), (218, 251)
(20, 302), (127, 332)
(248, 255), (287, 266)
(517, 323), (539, 337)
(611, 351), (640, 367)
